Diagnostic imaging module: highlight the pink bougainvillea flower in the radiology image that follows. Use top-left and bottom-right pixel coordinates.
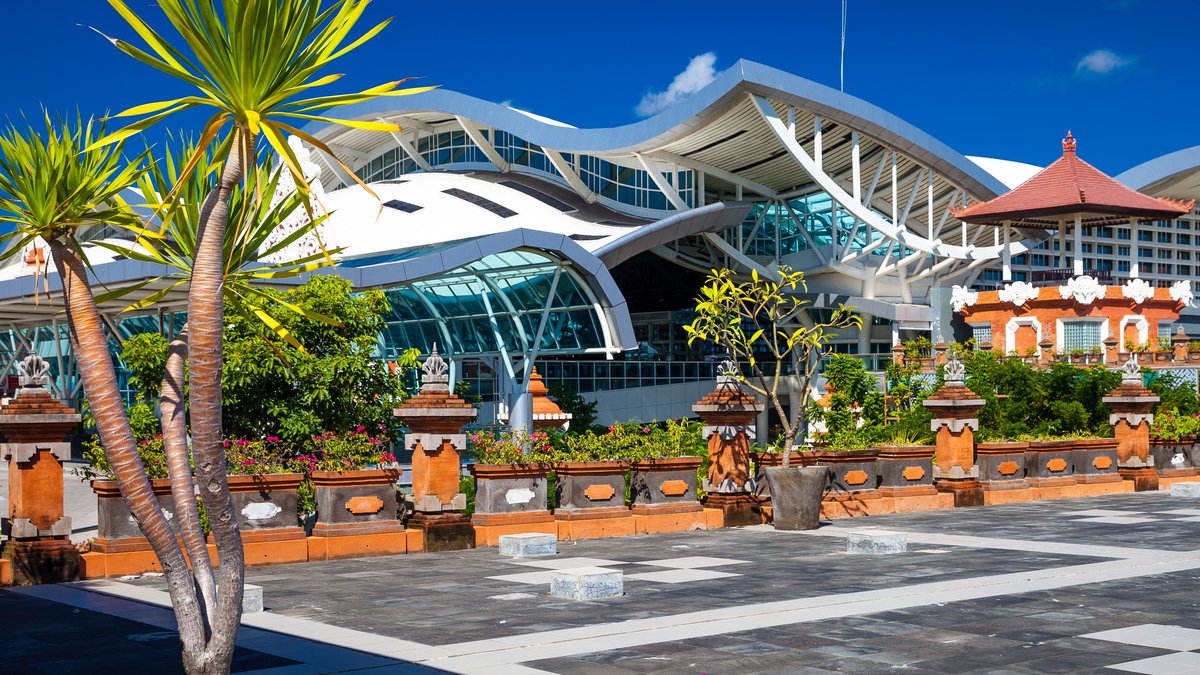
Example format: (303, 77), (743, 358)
(266, 436), (279, 443)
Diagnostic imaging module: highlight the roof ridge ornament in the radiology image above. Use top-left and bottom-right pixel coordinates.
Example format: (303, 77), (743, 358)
(1063, 130), (1077, 155)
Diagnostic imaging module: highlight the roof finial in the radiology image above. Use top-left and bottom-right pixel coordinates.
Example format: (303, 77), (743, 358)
(1062, 130), (1077, 155)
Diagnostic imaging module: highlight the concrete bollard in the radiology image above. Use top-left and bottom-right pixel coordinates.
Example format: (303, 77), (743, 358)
(243, 584), (264, 613)
(1170, 482), (1200, 498)
(499, 532), (557, 558)
(847, 530), (907, 555)
(550, 567), (623, 600)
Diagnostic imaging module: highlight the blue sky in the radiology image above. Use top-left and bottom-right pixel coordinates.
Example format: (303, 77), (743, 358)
(6, 0), (1197, 174)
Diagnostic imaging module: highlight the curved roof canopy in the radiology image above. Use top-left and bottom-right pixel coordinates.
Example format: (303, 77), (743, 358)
(1117, 145), (1200, 203)
(954, 133), (1193, 228)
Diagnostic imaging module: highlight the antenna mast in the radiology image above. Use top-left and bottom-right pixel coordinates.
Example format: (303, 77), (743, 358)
(840, 0), (848, 92)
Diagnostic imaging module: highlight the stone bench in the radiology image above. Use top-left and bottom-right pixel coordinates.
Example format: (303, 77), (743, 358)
(499, 532), (557, 558)
(550, 567), (623, 600)
(846, 530), (907, 555)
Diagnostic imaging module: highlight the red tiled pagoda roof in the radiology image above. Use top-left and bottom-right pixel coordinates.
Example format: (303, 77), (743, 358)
(952, 133), (1193, 229)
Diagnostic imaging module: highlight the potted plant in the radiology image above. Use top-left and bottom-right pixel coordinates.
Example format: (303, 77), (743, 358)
(468, 429), (556, 525)
(875, 429), (936, 497)
(1150, 408), (1198, 476)
(625, 420), (705, 515)
(554, 430), (629, 518)
(81, 435), (179, 553)
(223, 437), (306, 541)
(1020, 434), (1078, 487)
(303, 428), (402, 537)
(975, 438), (1030, 488)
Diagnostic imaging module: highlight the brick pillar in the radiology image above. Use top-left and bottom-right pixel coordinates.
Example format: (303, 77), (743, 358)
(892, 343), (905, 366)
(693, 361), (764, 527)
(1, 355), (82, 585)
(1104, 337), (1120, 365)
(1038, 338), (1054, 367)
(1173, 326), (1190, 363)
(934, 342), (947, 367)
(394, 347), (478, 551)
(923, 356), (985, 507)
(1103, 355), (1160, 491)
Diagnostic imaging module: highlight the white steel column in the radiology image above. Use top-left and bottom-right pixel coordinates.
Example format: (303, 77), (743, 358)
(851, 131), (861, 203)
(1073, 214), (1084, 276)
(1002, 221), (1012, 281)
(814, 116), (823, 171)
(1130, 217), (1140, 278)
(1058, 221), (1067, 268)
(857, 313), (873, 355)
(890, 152), (898, 225)
(697, 171), (705, 207)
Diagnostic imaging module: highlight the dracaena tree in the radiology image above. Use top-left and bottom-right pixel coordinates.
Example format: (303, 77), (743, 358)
(89, 1), (428, 672)
(683, 266), (860, 466)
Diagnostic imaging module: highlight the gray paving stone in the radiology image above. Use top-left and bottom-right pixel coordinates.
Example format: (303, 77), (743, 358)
(499, 532), (558, 558)
(550, 567), (623, 600)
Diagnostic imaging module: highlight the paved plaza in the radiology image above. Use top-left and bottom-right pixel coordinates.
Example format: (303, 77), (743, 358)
(9, 490), (1200, 673)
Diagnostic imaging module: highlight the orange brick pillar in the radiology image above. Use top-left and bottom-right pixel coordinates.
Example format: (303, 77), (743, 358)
(923, 356), (985, 507)
(1, 355), (82, 585)
(1104, 337), (1120, 365)
(1103, 356), (1160, 491)
(693, 361), (764, 527)
(1173, 326), (1190, 363)
(394, 347), (478, 551)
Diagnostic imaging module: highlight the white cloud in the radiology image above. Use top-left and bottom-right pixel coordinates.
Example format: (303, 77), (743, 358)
(1075, 49), (1132, 75)
(636, 53), (718, 117)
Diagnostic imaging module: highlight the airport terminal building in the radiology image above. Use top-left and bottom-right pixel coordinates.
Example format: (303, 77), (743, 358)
(1, 60), (1198, 424)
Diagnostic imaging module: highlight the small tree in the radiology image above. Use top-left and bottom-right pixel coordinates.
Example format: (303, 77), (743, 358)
(683, 266), (859, 466)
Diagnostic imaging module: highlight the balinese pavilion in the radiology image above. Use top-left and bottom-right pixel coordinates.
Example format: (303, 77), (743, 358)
(950, 133), (1195, 357)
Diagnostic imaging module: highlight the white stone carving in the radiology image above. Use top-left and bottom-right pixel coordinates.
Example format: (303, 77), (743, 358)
(1122, 353), (1141, 382)
(1058, 275), (1105, 305)
(17, 354), (50, 387)
(505, 488), (535, 505)
(1122, 278), (1155, 305)
(1171, 280), (1195, 308)
(997, 281), (1039, 307)
(949, 285), (978, 313)
(241, 502), (282, 521)
(944, 355), (965, 383)
(421, 344), (449, 382)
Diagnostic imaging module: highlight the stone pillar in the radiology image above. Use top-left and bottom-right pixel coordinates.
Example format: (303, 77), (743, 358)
(1104, 337), (1120, 365)
(923, 356), (985, 507)
(693, 360), (764, 527)
(1103, 355), (1160, 491)
(523, 368), (572, 431)
(1038, 338), (1054, 367)
(1, 355), (82, 585)
(892, 343), (905, 366)
(1173, 326), (1190, 363)
(394, 347), (478, 551)
(934, 342), (947, 367)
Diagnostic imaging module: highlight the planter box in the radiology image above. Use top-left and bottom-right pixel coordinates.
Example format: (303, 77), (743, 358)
(750, 451), (815, 500)
(92, 479), (178, 553)
(227, 473), (305, 541)
(554, 461), (629, 518)
(630, 456), (703, 514)
(815, 448), (880, 496)
(471, 463), (553, 526)
(876, 445), (935, 496)
(1150, 437), (1198, 478)
(976, 441), (1029, 490)
(1025, 440), (1076, 487)
(311, 469), (403, 537)
(1072, 438), (1121, 484)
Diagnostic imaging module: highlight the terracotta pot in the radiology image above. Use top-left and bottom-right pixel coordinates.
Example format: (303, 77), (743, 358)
(1025, 440), (1076, 484)
(750, 451), (813, 498)
(976, 441), (1029, 483)
(470, 463), (551, 517)
(310, 468), (402, 536)
(630, 456), (702, 513)
(226, 472), (304, 533)
(553, 461), (628, 515)
(814, 447), (880, 493)
(876, 444), (935, 491)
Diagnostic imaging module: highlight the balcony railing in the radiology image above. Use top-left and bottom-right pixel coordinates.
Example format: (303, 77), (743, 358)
(1030, 268), (1113, 287)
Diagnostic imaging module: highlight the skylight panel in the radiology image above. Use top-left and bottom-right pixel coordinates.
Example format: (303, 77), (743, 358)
(442, 188), (518, 218)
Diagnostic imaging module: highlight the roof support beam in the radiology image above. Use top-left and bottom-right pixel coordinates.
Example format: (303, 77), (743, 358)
(389, 114), (435, 134)
(327, 143), (370, 168)
(782, 200), (827, 264)
(650, 149), (777, 198)
(634, 153), (688, 211)
(454, 116), (510, 173)
(315, 151), (357, 188)
(543, 149), (598, 203)
(383, 123), (433, 172)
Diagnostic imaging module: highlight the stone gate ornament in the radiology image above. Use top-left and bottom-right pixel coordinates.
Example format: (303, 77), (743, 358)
(716, 357), (739, 383)
(949, 285), (978, 313)
(1121, 278), (1154, 305)
(1122, 353), (1141, 382)
(17, 353), (50, 388)
(997, 281), (1039, 307)
(421, 344), (449, 383)
(944, 354), (965, 383)
(1170, 280), (1195, 308)
(1058, 275), (1104, 305)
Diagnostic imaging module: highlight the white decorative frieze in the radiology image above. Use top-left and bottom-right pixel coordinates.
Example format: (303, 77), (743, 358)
(1121, 278), (1155, 305)
(997, 281), (1039, 307)
(949, 285), (979, 313)
(1171, 280), (1195, 308)
(505, 488), (535, 505)
(241, 502), (282, 521)
(1058, 275), (1104, 305)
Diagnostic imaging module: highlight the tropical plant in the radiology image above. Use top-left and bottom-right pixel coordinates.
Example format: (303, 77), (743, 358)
(548, 381), (599, 432)
(91, 1), (430, 670)
(807, 354), (885, 449)
(468, 429), (557, 465)
(683, 266), (858, 465)
(1147, 369), (1200, 417)
(224, 437), (303, 476)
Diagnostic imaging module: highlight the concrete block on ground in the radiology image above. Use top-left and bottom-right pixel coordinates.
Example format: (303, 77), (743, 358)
(243, 584), (263, 613)
(847, 530), (907, 555)
(1170, 482), (1200, 498)
(550, 567), (623, 600)
(499, 532), (557, 558)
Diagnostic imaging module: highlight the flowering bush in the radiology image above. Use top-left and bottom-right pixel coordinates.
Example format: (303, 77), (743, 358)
(224, 436), (304, 476)
(79, 435), (169, 481)
(608, 419), (704, 461)
(1151, 408), (1200, 442)
(294, 427), (396, 472)
(468, 429), (556, 465)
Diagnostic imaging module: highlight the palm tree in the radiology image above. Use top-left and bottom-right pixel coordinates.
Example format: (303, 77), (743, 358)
(94, 2), (428, 671)
(0, 115), (225, 657)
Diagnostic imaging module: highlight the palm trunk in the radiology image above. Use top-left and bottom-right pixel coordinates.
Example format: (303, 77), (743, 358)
(160, 323), (217, 626)
(186, 130), (250, 674)
(47, 239), (209, 665)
